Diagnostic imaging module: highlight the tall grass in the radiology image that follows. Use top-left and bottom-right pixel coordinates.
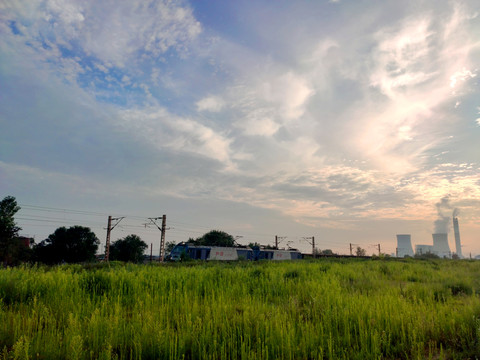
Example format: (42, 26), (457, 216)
(1, 259), (479, 359)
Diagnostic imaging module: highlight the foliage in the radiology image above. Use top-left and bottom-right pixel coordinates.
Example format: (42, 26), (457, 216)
(191, 230), (235, 247)
(248, 242), (276, 249)
(355, 246), (367, 256)
(0, 196), (28, 266)
(34, 226), (99, 264)
(319, 249), (334, 256)
(1, 259), (479, 359)
(414, 252), (440, 260)
(165, 241), (176, 254)
(110, 234), (147, 263)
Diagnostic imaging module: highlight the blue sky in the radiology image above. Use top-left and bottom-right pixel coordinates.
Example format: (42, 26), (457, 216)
(1, 0), (479, 256)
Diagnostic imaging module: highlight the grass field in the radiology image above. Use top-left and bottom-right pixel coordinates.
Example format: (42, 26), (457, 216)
(1, 258), (479, 359)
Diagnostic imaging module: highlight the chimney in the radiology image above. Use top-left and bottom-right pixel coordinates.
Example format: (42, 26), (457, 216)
(453, 217), (463, 258)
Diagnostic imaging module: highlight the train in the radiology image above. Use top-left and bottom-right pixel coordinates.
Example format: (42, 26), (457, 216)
(168, 242), (303, 261)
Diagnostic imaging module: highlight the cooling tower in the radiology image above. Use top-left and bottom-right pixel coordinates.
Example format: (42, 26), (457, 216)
(432, 233), (451, 258)
(396, 234), (414, 257)
(453, 217), (463, 258)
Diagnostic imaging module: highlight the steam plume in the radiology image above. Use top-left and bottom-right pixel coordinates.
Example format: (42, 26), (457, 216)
(433, 196), (452, 233)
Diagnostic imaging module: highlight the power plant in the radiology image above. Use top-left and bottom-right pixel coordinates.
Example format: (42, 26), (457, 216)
(415, 244), (433, 256)
(453, 217), (463, 258)
(409, 202), (464, 259)
(432, 233), (451, 258)
(396, 234), (414, 257)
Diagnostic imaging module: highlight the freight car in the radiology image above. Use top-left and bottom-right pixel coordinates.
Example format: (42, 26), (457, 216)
(168, 242), (303, 261)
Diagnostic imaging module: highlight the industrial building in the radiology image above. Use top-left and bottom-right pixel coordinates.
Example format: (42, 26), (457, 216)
(415, 244), (434, 256)
(432, 233), (451, 258)
(396, 234), (414, 257)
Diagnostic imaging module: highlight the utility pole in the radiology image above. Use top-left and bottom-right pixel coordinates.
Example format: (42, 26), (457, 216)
(350, 243), (353, 256)
(275, 236), (286, 249)
(150, 243), (153, 262)
(147, 215), (168, 262)
(303, 237), (315, 258)
(377, 244), (381, 256)
(104, 216), (124, 261)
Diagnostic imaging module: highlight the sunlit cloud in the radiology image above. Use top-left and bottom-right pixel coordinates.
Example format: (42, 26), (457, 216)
(1, 0), (479, 253)
(196, 96), (226, 112)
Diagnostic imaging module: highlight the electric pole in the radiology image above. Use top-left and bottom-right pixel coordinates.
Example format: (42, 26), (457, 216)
(377, 244), (381, 256)
(104, 216), (124, 261)
(350, 243), (353, 256)
(147, 215), (168, 262)
(303, 237), (315, 258)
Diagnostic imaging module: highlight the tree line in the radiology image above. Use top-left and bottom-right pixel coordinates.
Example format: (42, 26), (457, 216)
(0, 196), (148, 266)
(1, 195), (368, 266)
(1, 195), (257, 266)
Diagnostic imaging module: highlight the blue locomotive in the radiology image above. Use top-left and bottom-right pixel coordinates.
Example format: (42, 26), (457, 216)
(169, 242), (303, 261)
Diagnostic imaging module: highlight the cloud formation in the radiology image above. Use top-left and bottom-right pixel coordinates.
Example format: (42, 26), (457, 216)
(1, 0), (479, 253)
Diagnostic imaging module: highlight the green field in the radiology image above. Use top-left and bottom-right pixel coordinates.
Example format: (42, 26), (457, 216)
(1, 259), (479, 359)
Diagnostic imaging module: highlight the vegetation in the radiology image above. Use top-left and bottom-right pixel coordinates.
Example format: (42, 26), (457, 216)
(356, 246), (367, 256)
(0, 196), (29, 266)
(33, 226), (99, 264)
(1, 259), (479, 359)
(110, 235), (147, 263)
(189, 230), (236, 247)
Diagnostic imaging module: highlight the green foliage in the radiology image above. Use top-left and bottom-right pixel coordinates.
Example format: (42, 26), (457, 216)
(34, 226), (99, 264)
(0, 196), (30, 266)
(110, 234), (147, 263)
(1, 259), (480, 359)
(165, 241), (176, 254)
(356, 246), (367, 256)
(192, 230), (235, 247)
(414, 252), (440, 259)
(248, 242), (276, 249)
(319, 249), (334, 256)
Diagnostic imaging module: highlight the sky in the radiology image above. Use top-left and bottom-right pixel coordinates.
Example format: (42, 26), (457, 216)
(1, 0), (479, 257)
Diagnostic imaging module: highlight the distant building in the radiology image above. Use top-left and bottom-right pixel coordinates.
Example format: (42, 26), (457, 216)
(415, 244), (434, 256)
(432, 233), (451, 258)
(396, 234), (414, 257)
(16, 236), (33, 248)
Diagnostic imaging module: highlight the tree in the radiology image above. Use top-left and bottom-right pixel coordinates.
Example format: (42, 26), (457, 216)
(110, 234), (147, 263)
(34, 226), (99, 264)
(355, 246), (367, 257)
(165, 241), (176, 254)
(193, 230), (235, 247)
(0, 196), (25, 266)
(319, 249), (334, 256)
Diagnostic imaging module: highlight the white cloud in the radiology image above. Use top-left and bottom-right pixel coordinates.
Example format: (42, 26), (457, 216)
(450, 68), (477, 88)
(262, 71), (314, 121)
(117, 107), (235, 167)
(196, 95), (225, 112)
(235, 115), (280, 137)
(1, 0), (201, 70)
(370, 18), (435, 98)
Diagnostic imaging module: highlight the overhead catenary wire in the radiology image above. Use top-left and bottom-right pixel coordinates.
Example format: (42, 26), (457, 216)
(16, 203), (380, 255)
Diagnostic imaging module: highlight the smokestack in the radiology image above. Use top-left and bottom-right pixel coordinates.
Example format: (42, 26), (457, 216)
(432, 233), (451, 258)
(396, 234), (414, 257)
(453, 217), (463, 258)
